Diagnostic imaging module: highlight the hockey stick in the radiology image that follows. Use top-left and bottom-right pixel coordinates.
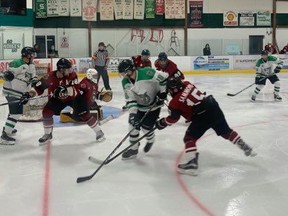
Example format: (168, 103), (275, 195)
(88, 127), (157, 165)
(76, 104), (156, 183)
(226, 75), (269, 97)
(0, 95), (49, 107)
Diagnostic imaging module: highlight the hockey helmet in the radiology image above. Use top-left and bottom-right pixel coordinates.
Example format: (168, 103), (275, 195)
(261, 50), (269, 56)
(86, 68), (98, 83)
(166, 77), (184, 96)
(118, 59), (135, 74)
(141, 49), (150, 56)
(57, 58), (72, 71)
(158, 52), (168, 61)
(21, 46), (35, 58)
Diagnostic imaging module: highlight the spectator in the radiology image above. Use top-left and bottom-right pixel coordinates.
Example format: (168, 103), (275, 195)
(203, 44), (211, 56)
(264, 42), (277, 54)
(280, 43), (288, 54)
(48, 45), (59, 58)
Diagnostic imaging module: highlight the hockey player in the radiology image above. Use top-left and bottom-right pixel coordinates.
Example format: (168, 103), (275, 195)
(34, 58), (105, 145)
(118, 59), (168, 159)
(155, 77), (257, 176)
(131, 49), (152, 69)
(0, 47), (37, 145)
(251, 50), (283, 102)
(154, 52), (184, 79)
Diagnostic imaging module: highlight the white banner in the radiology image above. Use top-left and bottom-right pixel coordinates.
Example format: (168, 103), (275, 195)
(70, 0), (82, 17)
(59, 0), (69, 16)
(100, 0), (114, 21)
(47, 0), (59, 17)
(223, 10), (238, 26)
(256, 11), (271, 26)
(113, 0), (123, 20)
(2, 35), (23, 60)
(239, 11), (254, 26)
(123, 0), (133, 20)
(82, 0), (98, 21)
(165, 0), (174, 19)
(134, 0), (145, 20)
(174, 0), (185, 19)
(233, 55), (259, 69)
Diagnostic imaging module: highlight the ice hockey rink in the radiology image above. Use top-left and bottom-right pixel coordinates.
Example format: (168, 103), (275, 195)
(1, 73), (288, 216)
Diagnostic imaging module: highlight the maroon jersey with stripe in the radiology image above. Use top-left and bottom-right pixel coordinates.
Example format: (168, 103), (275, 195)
(35, 70), (79, 102)
(79, 77), (98, 107)
(154, 59), (184, 79)
(132, 55), (152, 69)
(165, 81), (206, 124)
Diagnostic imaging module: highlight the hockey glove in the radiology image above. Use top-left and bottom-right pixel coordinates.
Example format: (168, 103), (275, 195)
(274, 66), (281, 73)
(155, 118), (168, 130)
(54, 86), (68, 98)
(29, 77), (40, 87)
(20, 92), (31, 105)
(2, 71), (14, 81)
(155, 91), (167, 106)
(129, 113), (140, 130)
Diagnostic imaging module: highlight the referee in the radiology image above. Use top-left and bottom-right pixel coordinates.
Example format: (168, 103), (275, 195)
(92, 42), (112, 90)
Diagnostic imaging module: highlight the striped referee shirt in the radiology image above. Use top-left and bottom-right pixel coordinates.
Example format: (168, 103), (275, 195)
(92, 49), (109, 67)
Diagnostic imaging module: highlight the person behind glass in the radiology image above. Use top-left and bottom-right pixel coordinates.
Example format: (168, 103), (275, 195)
(203, 44), (211, 56)
(279, 43), (288, 54)
(48, 45), (59, 58)
(264, 42), (277, 54)
(92, 42), (112, 91)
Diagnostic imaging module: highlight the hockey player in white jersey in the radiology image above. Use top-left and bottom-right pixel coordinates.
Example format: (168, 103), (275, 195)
(118, 59), (168, 159)
(251, 50), (283, 102)
(0, 47), (37, 145)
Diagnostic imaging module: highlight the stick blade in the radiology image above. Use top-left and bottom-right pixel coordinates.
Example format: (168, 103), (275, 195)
(226, 93), (235, 97)
(88, 156), (103, 164)
(76, 175), (92, 183)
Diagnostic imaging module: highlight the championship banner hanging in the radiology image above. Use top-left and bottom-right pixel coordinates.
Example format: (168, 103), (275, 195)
(113, 0), (123, 20)
(223, 10), (238, 26)
(59, 0), (69, 16)
(174, 0), (185, 19)
(82, 0), (98, 21)
(189, 0), (203, 27)
(239, 11), (255, 26)
(134, 0), (145, 20)
(123, 0), (133, 20)
(47, 0), (59, 17)
(70, 0), (82, 17)
(100, 0), (114, 21)
(35, 0), (47, 18)
(145, 0), (155, 18)
(155, 0), (164, 15)
(165, 0), (174, 19)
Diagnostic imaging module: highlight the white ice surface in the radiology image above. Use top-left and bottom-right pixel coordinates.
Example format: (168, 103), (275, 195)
(1, 74), (288, 216)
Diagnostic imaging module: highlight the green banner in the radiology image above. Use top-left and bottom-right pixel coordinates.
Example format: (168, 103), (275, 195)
(35, 0), (47, 18)
(145, 0), (155, 19)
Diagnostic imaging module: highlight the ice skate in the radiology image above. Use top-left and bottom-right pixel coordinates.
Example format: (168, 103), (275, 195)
(39, 133), (52, 146)
(250, 95), (256, 102)
(274, 94), (282, 102)
(178, 152), (199, 176)
(143, 141), (154, 153)
(0, 130), (16, 145)
(122, 143), (140, 160)
(96, 130), (105, 142)
(236, 139), (257, 157)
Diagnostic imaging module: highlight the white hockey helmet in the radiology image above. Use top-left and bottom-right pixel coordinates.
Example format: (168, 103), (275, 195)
(86, 68), (98, 83)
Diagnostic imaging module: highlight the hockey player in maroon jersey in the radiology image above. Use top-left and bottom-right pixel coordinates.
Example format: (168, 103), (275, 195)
(34, 59), (105, 145)
(154, 52), (184, 79)
(131, 49), (152, 69)
(155, 77), (257, 176)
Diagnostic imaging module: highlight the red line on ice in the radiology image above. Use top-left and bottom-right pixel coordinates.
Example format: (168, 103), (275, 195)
(42, 143), (51, 216)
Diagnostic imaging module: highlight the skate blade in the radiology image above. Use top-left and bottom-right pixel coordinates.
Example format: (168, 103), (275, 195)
(39, 140), (52, 146)
(121, 154), (138, 160)
(177, 168), (198, 176)
(0, 140), (15, 146)
(96, 137), (106, 143)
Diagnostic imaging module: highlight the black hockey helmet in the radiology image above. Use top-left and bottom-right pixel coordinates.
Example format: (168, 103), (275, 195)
(98, 42), (105, 47)
(21, 46), (35, 58)
(118, 59), (135, 73)
(158, 52), (168, 61)
(166, 77), (184, 96)
(261, 50), (269, 56)
(56, 58), (72, 70)
(141, 49), (150, 56)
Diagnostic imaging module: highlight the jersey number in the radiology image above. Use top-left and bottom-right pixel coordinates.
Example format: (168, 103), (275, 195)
(186, 88), (205, 106)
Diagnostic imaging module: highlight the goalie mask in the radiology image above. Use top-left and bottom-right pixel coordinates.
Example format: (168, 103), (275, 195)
(86, 68), (98, 83)
(166, 77), (184, 96)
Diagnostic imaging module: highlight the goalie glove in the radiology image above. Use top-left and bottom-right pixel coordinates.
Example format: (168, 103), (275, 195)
(54, 86), (68, 98)
(98, 90), (113, 102)
(274, 66), (281, 73)
(1, 71), (14, 81)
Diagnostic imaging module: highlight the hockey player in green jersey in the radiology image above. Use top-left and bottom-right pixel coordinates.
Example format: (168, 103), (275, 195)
(118, 59), (168, 159)
(251, 50), (283, 102)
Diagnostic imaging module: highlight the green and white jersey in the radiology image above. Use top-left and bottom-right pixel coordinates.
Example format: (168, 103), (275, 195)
(122, 67), (168, 113)
(3, 59), (36, 98)
(255, 55), (283, 78)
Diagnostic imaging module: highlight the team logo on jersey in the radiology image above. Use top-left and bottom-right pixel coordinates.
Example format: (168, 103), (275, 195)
(134, 92), (151, 105)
